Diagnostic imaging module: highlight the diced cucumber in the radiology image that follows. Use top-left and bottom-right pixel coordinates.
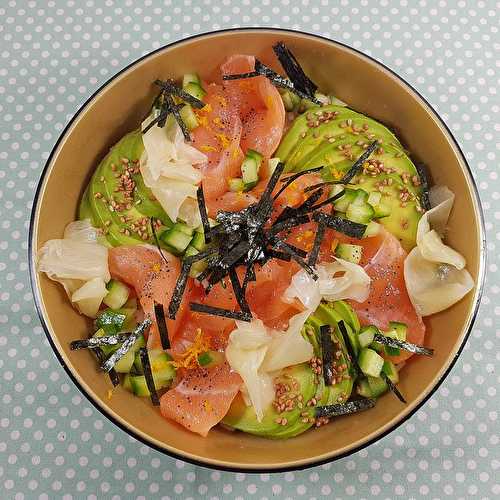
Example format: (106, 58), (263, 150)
(388, 321), (407, 341)
(183, 245), (208, 277)
(330, 184), (345, 198)
(358, 348), (384, 378)
(279, 89), (301, 111)
(241, 150), (262, 190)
(93, 328), (114, 356)
(333, 188), (357, 213)
(160, 225), (193, 254)
(174, 222), (195, 236)
(190, 231), (206, 252)
(182, 73), (202, 87)
(346, 202), (375, 224)
(179, 104), (199, 130)
(358, 325), (378, 348)
(357, 378), (373, 398)
(382, 360), (399, 384)
(367, 191), (382, 207)
(183, 81), (206, 100)
(103, 279), (130, 310)
(363, 221), (381, 238)
(228, 178), (245, 192)
(351, 189), (369, 206)
(129, 372), (173, 397)
(373, 203), (391, 219)
(382, 329), (401, 357)
(367, 375), (389, 397)
(197, 350), (225, 368)
(335, 243), (363, 264)
(114, 349), (135, 373)
(95, 309), (127, 335)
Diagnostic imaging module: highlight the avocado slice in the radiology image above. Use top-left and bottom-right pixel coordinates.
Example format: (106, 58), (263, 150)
(80, 130), (171, 246)
(277, 105), (424, 250)
(222, 304), (355, 439)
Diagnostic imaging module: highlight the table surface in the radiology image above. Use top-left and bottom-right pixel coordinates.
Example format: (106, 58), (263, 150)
(1, 0), (499, 498)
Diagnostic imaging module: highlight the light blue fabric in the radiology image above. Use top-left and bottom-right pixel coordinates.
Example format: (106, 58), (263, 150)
(1, 0), (498, 498)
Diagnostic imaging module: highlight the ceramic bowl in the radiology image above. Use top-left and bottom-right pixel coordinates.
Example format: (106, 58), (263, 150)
(29, 28), (485, 471)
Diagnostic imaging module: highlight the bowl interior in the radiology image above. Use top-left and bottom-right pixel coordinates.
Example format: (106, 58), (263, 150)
(31, 30), (483, 470)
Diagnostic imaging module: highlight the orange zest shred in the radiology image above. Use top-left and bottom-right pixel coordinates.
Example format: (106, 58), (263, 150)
(200, 144), (217, 153)
(216, 133), (230, 149)
(173, 329), (210, 370)
(331, 238), (339, 252)
(151, 263), (162, 273)
(196, 115), (208, 128)
(212, 116), (223, 128)
(203, 400), (213, 412)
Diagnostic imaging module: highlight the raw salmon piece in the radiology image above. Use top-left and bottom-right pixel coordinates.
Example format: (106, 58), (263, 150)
(221, 55), (285, 158)
(349, 229), (426, 363)
(108, 246), (191, 349)
(191, 83), (244, 209)
(160, 362), (242, 437)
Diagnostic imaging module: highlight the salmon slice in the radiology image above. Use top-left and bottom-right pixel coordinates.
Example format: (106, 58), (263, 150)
(221, 54), (285, 158)
(191, 83), (244, 209)
(108, 246), (191, 349)
(349, 229), (426, 363)
(160, 362), (242, 437)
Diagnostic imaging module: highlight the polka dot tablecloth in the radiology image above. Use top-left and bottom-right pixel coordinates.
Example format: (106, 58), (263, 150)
(1, 0), (499, 498)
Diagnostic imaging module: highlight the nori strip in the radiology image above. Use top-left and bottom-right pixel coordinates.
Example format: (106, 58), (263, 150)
(415, 162), (431, 211)
(223, 60), (321, 104)
(304, 180), (347, 193)
(183, 246), (218, 265)
(268, 237), (307, 258)
(340, 140), (379, 184)
(189, 302), (252, 322)
(150, 217), (170, 266)
(93, 347), (120, 387)
(70, 334), (131, 350)
(373, 333), (434, 356)
(273, 166), (324, 200)
(154, 302), (170, 351)
(101, 319), (152, 373)
(265, 249), (292, 262)
(308, 189), (346, 212)
(168, 262), (191, 320)
(269, 214), (310, 236)
(313, 211), (366, 239)
(229, 267), (251, 314)
(307, 221), (326, 267)
(220, 240), (250, 269)
(164, 92), (191, 141)
(272, 41), (318, 98)
(272, 239), (318, 279)
(320, 325), (335, 386)
(315, 399), (377, 418)
(338, 320), (361, 374)
(139, 347), (160, 406)
(196, 185), (211, 244)
(381, 372), (407, 404)
(154, 79), (205, 109)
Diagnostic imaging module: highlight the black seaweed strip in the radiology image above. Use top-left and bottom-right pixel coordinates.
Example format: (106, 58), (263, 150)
(164, 93), (191, 141)
(373, 333), (434, 356)
(256, 161), (287, 215)
(268, 236), (307, 258)
(196, 185), (211, 244)
(220, 240), (250, 269)
(315, 399), (376, 418)
(139, 348), (160, 406)
(304, 180), (349, 193)
(340, 141), (379, 184)
(265, 249), (292, 262)
(381, 372), (407, 404)
(229, 268), (251, 314)
(70, 334), (130, 350)
(320, 325), (335, 386)
(222, 70), (260, 80)
(338, 320), (361, 374)
(313, 212), (366, 239)
(272, 41), (318, 98)
(414, 162), (431, 211)
(273, 166), (324, 200)
(269, 214), (310, 236)
(189, 302), (252, 322)
(168, 262), (191, 320)
(307, 221), (326, 268)
(272, 239), (318, 279)
(154, 79), (205, 109)
(183, 247), (218, 266)
(154, 302), (170, 351)
(149, 217), (170, 266)
(101, 319), (152, 373)
(93, 347), (120, 387)
(308, 189), (346, 212)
